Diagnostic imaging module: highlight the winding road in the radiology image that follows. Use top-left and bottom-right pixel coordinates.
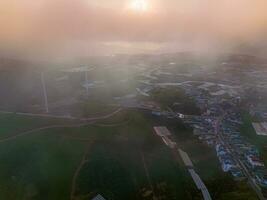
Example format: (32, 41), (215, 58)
(0, 108), (123, 143)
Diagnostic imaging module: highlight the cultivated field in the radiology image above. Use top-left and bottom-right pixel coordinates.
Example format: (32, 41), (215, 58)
(0, 110), (257, 200)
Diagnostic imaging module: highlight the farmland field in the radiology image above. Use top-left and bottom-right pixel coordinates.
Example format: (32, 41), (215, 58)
(0, 110), (257, 200)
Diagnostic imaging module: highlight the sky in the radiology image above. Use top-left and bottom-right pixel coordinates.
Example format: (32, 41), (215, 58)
(1, 0), (267, 58)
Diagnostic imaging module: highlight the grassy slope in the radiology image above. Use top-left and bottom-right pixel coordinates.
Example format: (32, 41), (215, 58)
(0, 131), (87, 200)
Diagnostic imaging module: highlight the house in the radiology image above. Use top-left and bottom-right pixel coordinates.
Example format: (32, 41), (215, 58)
(222, 161), (234, 172)
(92, 194), (106, 200)
(230, 168), (244, 178)
(246, 155), (264, 169)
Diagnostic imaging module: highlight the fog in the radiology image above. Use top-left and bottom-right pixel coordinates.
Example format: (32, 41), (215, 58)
(1, 0), (267, 58)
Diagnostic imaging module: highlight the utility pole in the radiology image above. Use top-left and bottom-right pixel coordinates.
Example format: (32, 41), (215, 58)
(41, 72), (49, 113)
(85, 70), (89, 97)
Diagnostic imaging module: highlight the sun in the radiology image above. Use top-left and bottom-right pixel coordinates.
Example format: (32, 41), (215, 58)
(129, 0), (148, 12)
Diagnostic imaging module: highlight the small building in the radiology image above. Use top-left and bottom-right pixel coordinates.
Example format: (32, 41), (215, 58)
(222, 162), (234, 172)
(230, 168), (244, 178)
(246, 155), (264, 169)
(92, 194), (106, 200)
(154, 127), (177, 149)
(253, 123), (267, 136)
(162, 137), (177, 149)
(154, 127), (172, 137)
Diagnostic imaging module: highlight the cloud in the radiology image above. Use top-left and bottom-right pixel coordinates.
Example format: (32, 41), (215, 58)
(1, 0), (267, 55)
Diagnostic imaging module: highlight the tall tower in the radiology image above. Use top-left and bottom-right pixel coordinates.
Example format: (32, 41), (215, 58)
(85, 70), (89, 97)
(41, 72), (49, 113)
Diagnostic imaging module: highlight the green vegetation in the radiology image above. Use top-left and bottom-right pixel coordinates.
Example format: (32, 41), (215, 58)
(206, 173), (258, 200)
(75, 112), (192, 200)
(0, 111), (259, 200)
(0, 113), (68, 138)
(240, 112), (259, 143)
(81, 101), (117, 117)
(149, 88), (201, 115)
(88, 69), (139, 99)
(183, 140), (221, 179)
(0, 130), (87, 200)
(240, 112), (267, 165)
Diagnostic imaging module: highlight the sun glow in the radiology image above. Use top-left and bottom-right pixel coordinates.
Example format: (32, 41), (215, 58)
(129, 0), (149, 12)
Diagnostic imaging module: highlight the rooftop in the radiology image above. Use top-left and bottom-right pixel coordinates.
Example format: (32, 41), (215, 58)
(92, 194), (106, 200)
(154, 126), (172, 137)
